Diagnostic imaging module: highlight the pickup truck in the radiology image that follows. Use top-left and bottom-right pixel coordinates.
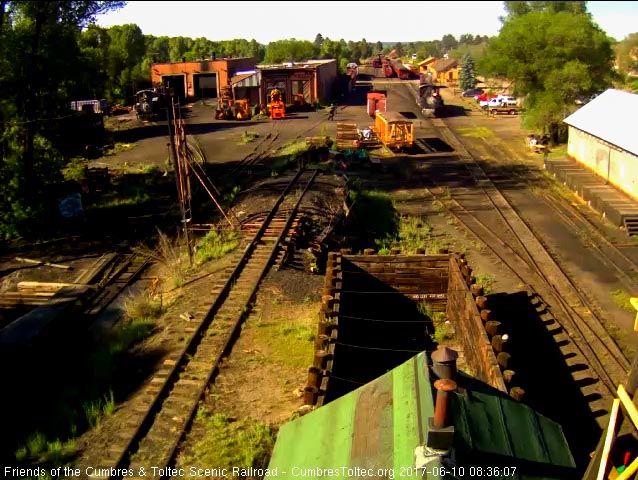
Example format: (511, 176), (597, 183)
(486, 98), (521, 115)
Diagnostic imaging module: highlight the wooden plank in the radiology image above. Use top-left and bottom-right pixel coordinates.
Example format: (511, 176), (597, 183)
(17, 281), (81, 292)
(596, 398), (620, 480)
(618, 384), (638, 430)
(73, 252), (118, 284)
(15, 257), (71, 269)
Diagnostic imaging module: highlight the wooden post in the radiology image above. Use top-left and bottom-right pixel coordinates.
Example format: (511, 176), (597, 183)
(497, 352), (511, 370)
(479, 309), (492, 322)
(307, 367), (322, 388)
(314, 334), (330, 350)
(491, 334), (509, 353)
(485, 321), (501, 337)
(475, 296), (488, 309)
(313, 350), (332, 369)
(503, 370), (516, 385)
(470, 284), (484, 297)
(303, 386), (319, 405)
(509, 387), (525, 401)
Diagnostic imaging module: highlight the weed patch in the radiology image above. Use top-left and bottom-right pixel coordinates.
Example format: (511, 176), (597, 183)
(474, 272), (495, 295)
(105, 142), (135, 156)
(456, 126), (493, 138)
(252, 302), (317, 369)
(179, 411), (274, 478)
(195, 229), (239, 264)
(418, 302), (454, 344)
(240, 131), (259, 144)
(611, 288), (634, 312)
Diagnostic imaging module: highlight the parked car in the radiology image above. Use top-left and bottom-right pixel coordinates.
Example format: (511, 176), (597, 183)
(462, 88), (484, 97)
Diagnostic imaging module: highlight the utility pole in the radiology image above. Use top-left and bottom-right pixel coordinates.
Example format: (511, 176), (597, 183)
(166, 95), (193, 266)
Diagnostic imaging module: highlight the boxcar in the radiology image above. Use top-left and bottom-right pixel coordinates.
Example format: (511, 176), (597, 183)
(373, 111), (414, 150)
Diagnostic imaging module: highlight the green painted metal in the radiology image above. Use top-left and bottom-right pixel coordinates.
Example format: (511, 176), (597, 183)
(268, 352), (577, 480)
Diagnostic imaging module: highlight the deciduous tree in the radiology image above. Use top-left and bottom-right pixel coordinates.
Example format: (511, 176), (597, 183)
(480, 8), (613, 141)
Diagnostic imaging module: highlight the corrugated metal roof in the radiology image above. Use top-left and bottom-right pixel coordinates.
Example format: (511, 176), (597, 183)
(268, 352), (576, 479)
(563, 89), (638, 156)
(231, 71), (260, 87)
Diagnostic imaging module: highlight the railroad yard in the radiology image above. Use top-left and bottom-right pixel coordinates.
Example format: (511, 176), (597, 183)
(3, 70), (638, 479)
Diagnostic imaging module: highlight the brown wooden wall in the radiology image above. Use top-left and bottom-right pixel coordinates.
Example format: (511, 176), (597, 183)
(447, 257), (507, 392)
(343, 254), (449, 311)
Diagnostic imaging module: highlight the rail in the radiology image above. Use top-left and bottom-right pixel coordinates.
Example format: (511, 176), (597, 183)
(72, 168), (318, 480)
(427, 116), (629, 398)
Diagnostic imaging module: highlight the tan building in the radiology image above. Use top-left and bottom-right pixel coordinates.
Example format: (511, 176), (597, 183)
(418, 57), (437, 73)
(151, 57), (256, 100)
(418, 57), (459, 84)
(563, 89), (638, 201)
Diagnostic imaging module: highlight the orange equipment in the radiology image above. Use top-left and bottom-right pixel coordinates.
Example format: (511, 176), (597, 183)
(268, 88), (285, 119)
(233, 99), (251, 120)
(373, 111), (414, 150)
(215, 86), (234, 120)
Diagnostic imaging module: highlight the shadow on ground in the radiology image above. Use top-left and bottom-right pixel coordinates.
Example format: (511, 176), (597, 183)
(486, 290), (603, 474)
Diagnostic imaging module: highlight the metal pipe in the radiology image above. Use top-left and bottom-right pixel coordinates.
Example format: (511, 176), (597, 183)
(433, 378), (457, 428)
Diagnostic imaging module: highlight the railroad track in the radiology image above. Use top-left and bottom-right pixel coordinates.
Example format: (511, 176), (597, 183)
(84, 253), (153, 320)
(478, 154), (638, 296)
(74, 168), (318, 480)
(228, 109), (335, 180)
(426, 116), (629, 401)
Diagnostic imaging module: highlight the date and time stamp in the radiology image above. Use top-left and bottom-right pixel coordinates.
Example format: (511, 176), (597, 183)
(4, 465), (519, 478)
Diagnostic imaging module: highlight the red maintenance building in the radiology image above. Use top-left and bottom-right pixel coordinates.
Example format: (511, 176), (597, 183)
(151, 56), (256, 101)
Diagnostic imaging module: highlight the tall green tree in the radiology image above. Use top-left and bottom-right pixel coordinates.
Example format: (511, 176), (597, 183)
(264, 39), (317, 64)
(480, 8), (614, 140)
(458, 53), (477, 91)
(503, 1), (587, 18)
(616, 33), (638, 73)
(0, 1), (125, 238)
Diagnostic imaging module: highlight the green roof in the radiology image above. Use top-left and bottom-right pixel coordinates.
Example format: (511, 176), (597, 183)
(268, 352), (577, 480)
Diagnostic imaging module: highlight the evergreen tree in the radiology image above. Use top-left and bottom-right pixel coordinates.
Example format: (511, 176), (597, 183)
(459, 53), (477, 91)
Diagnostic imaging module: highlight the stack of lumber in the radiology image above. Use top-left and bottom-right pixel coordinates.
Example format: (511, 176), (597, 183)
(0, 284), (94, 345)
(336, 123), (360, 151)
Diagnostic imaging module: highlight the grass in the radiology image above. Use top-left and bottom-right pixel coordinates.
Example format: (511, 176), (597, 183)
(195, 229), (239, 264)
(348, 187), (400, 245)
(11, 299), (157, 477)
(271, 141), (309, 176)
(252, 302), (317, 369)
(374, 214), (447, 255)
(179, 410), (274, 478)
(418, 302), (455, 344)
(474, 272), (495, 295)
(123, 293), (164, 323)
(240, 131), (259, 144)
(611, 288), (635, 312)
(83, 389), (116, 429)
(105, 142), (135, 156)
(456, 126), (494, 138)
